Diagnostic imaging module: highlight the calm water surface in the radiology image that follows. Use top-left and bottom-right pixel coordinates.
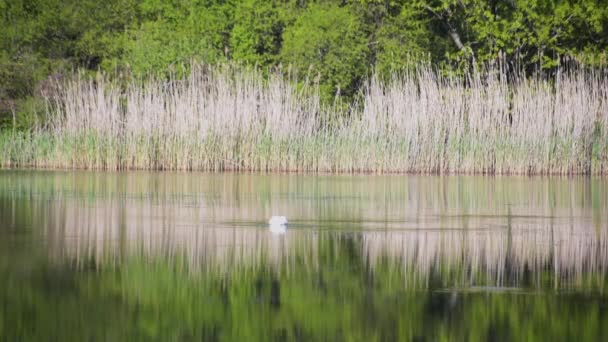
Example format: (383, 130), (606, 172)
(1, 171), (607, 341)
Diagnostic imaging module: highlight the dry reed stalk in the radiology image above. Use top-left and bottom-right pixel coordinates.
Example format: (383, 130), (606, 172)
(1, 62), (607, 174)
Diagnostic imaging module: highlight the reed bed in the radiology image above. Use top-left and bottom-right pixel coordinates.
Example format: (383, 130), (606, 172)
(1, 63), (607, 174)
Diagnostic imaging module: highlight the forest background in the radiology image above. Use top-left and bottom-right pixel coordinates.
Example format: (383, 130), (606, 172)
(1, 0), (607, 129)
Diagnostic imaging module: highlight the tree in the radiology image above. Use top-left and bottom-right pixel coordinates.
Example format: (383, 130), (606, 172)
(372, 3), (446, 75)
(230, 0), (283, 66)
(120, 0), (231, 76)
(405, 0), (608, 70)
(281, 2), (370, 102)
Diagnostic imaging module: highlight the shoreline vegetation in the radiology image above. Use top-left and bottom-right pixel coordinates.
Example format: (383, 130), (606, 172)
(1, 62), (607, 174)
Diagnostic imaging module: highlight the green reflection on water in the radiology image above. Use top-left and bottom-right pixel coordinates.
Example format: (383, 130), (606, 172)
(1, 171), (607, 341)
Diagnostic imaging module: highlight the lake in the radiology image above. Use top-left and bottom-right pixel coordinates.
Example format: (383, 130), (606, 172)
(1, 170), (607, 341)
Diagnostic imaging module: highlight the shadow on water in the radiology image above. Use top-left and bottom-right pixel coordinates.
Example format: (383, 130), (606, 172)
(1, 171), (608, 340)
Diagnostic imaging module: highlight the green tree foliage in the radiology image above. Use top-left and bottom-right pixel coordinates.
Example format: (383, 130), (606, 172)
(230, 0), (284, 66)
(121, 0), (231, 76)
(405, 0), (608, 69)
(281, 2), (369, 101)
(1, 0), (607, 127)
(0, 0), (137, 127)
(372, 4), (442, 74)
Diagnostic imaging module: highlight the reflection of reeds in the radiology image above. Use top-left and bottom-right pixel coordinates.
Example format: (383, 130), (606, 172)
(1, 63), (607, 173)
(363, 225), (608, 289)
(1, 171), (607, 288)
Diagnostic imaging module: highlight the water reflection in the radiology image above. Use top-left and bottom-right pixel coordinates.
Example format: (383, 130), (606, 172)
(2, 171), (608, 340)
(1, 171), (606, 289)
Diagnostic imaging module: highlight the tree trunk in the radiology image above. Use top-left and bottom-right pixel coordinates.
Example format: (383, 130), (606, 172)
(448, 28), (466, 51)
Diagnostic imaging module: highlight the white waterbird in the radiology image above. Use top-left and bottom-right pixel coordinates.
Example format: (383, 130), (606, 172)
(268, 216), (288, 235)
(269, 224), (287, 234)
(268, 215), (288, 226)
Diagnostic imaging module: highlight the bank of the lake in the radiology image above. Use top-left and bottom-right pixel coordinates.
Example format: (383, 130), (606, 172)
(2, 64), (607, 174)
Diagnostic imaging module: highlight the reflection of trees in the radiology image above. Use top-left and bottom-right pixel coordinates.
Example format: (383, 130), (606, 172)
(2, 172), (608, 340)
(2, 234), (608, 341)
(1, 172), (606, 289)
